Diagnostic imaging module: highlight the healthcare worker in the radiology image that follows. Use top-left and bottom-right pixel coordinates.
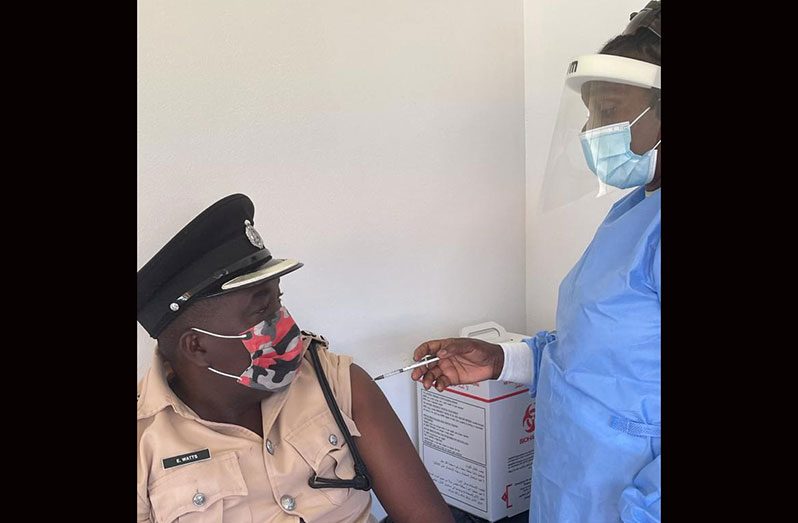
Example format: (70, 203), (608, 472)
(412, 3), (661, 522)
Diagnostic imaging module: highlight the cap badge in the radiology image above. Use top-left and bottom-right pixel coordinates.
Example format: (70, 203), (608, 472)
(244, 220), (264, 249)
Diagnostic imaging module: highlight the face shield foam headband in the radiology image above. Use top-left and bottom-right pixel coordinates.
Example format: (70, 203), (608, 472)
(565, 54), (660, 94)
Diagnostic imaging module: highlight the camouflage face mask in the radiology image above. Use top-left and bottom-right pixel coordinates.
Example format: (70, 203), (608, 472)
(192, 307), (304, 391)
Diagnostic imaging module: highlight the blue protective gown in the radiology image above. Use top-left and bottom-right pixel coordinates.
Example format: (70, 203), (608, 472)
(526, 186), (661, 522)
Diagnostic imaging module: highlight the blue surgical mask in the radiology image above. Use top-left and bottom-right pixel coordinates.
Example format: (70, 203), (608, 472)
(579, 106), (661, 189)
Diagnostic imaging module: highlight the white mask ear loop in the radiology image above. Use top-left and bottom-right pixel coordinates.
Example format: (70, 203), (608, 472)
(207, 367), (240, 379)
(190, 327), (252, 340)
(629, 106), (661, 152)
(630, 106), (652, 127)
(190, 327), (253, 379)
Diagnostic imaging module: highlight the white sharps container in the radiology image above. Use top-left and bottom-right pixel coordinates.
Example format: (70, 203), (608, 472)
(416, 322), (536, 521)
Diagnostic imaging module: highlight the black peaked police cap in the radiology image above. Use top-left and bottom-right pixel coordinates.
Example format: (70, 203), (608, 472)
(137, 194), (303, 338)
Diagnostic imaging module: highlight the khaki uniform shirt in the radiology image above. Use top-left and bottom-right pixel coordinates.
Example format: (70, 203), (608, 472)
(137, 334), (376, 522)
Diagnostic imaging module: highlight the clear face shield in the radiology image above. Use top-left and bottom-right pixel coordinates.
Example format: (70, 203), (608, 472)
(540, 54), (661, 212)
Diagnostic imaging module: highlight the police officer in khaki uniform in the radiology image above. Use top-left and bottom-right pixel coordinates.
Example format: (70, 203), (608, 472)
(137, 194), (454, 523)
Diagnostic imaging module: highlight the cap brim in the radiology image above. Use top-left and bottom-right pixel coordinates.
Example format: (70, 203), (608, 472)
(220, 258), (303, 291)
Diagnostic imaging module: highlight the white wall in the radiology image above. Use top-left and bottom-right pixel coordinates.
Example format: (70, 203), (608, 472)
(523, 0), (643, 335)
(138, 1), (525, 518)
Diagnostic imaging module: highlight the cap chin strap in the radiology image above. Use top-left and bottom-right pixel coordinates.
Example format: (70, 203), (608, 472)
(149, 249), (276, 338)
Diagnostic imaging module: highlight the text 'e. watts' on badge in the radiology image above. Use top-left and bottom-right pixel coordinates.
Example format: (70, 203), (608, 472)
(162, 449), (211, 470)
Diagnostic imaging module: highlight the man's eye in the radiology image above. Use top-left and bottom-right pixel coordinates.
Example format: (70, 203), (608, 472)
(253, 306), (269, 316)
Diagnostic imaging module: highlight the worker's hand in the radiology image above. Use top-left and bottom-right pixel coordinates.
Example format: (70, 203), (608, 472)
(411, 338), (504, 391)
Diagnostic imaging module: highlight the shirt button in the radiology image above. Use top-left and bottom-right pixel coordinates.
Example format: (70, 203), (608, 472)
(328, 434), (338, 445)
(280, 495), (296, 511)
(192, 492), (206, 506)
(266, 439), (274, 455)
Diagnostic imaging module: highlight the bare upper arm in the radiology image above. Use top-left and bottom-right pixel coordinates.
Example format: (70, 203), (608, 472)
(349, 363), (453, 523)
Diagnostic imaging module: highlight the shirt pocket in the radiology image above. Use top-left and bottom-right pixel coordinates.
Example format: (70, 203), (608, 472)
(148, 451), (249, 523)
(283, 411), (362, 506)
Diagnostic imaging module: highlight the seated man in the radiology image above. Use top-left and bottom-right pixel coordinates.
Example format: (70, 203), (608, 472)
(137, 193), (453, 523)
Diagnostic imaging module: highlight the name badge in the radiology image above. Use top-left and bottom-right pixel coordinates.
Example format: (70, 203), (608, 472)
(162, 449), (211, 470)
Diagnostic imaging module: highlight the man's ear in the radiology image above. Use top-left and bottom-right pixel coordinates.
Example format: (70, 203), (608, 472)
(177, 330), (211, 367)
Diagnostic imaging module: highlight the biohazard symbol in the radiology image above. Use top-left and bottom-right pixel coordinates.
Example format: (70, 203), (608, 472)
(522, 403), (535, 433)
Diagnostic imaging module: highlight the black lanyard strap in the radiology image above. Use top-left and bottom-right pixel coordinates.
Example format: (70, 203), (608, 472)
(305, 333), (372, 491)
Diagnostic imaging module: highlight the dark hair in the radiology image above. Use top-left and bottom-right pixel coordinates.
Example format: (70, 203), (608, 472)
(600, 28), (660, 66)
(601, 0), (660, 64)
(600, 7), (661, 114)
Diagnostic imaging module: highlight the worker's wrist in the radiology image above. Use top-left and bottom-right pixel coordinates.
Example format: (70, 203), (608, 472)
(490, 342), (505, 380)
(497, 341), (533, 385)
